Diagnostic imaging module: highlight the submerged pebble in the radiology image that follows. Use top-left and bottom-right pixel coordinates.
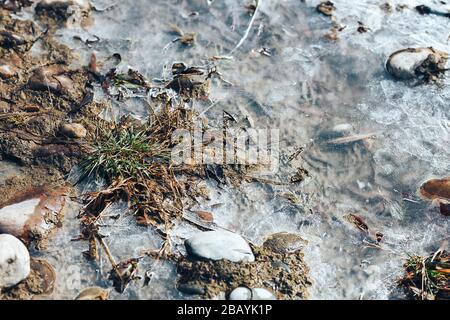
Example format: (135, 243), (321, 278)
(185, 230), (255, 263)
(0, 234), (30, 289)
(60, 123), (87, 139)
(386, 47), (449, 81)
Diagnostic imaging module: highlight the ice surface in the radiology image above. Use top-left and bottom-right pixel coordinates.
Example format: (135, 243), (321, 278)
(4, 0), (449, 299)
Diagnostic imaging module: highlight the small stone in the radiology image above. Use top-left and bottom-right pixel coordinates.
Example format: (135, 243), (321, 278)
(0, 198), (41, 238)
(28, 65), (74, 95)
(60, 123), (87, 139)
(386, 47), (449, 81)
(0, 186), (68, 247)
(185, 230), (255, 263)
(177, 283), (206, 295)
(75, 287), (109, 300)
(263, 232), (308, 254)
(251, 288), (277, 300)
(229, 287), (252, 300)
(229, 287), (277, 300)
(0, 234), (31, 289)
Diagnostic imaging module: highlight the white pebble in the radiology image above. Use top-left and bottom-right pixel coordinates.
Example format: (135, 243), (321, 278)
(0, 234), (30, 289)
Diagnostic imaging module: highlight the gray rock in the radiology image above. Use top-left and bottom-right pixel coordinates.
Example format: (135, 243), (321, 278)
(28, 65), (74, 95)
(177, 283), (206, 295)
(0, 234), (30, 289)
(386, 47), (448, 80)
(229, 287), (252, 300)
(251, 288), (277, 300)
(185, 230), (255, 263)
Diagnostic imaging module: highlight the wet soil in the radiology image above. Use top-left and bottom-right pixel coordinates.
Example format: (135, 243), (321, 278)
(177, 245), (311, 300)
(0, 258), (56, 300)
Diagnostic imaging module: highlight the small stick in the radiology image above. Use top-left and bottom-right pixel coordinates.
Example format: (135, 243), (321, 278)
(199, 99), (220, 116)
(96, 234), (118, 269)
(229, 0), (262, 55)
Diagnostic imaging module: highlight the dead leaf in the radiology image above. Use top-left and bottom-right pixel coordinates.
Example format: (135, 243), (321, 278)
(345, 214), (369, 233)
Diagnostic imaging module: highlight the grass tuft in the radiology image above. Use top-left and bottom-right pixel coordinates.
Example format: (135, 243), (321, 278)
(399, 251), (450, 300)
(79, 126), (171, 182)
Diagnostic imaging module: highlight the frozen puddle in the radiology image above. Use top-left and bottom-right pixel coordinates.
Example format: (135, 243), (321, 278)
(3, 0), (449, 299)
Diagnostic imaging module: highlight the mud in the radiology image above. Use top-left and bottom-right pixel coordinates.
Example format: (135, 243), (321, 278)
(0, 7), (109, 174)
(176, 244), (311, 300)
(0, 4), (110, 297)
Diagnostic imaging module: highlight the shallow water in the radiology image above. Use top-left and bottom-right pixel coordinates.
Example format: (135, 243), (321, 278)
(4, 0), (450, 299)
